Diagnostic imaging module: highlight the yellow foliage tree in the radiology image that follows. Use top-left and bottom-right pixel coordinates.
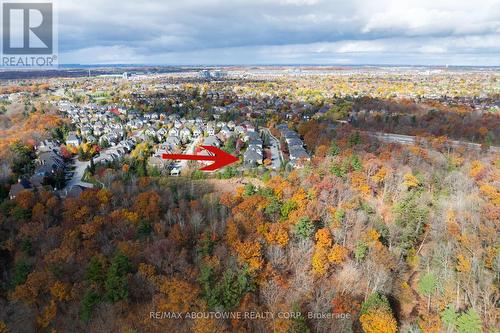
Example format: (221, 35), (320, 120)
(403, 173), (420, 189)
(484, 246), (498, 269)
(328, 244), (348, 265)
(456, 254), (471, 273)
(192, 317), (227, 333)
(50, 281), (71, 302)
(236, 241), (263, 272)
(469, 160), (484, 179)
(37, 300), (57, 328)
(351, 171), (371, 196)
(418, 313), (442, 333)
(264, 224), (290, 247)
(371, 167), (388, 183)
(480, 184), (500, 206)
(96, 188), (112, 205)
(359, 308), (397, 333)
(138, 263), (156, 280)
(0, 320), (8, 333)
(157, 277), (200, 313)
(365, 228), (381, 243)
(315, 228), (332, 248)
(312, 246), (329, 276)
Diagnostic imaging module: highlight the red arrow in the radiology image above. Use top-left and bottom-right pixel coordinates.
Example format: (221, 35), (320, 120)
(162, 145), (239, 171)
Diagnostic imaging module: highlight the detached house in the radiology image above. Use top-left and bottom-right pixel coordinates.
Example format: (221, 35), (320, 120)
(219, 126), (233, 139)
(204, 135), (220, 147)
(157, 128), (169, 140)
(244, 146), (263, 166)
(206, 125), (216, 136)
(192, 126), (203, 137)
(66, 132), (80, 146)
(9, 179), (33, 199)
(180, 127), (192, 141)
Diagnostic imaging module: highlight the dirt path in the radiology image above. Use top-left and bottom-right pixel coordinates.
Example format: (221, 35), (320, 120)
(203, 177), (265, 193)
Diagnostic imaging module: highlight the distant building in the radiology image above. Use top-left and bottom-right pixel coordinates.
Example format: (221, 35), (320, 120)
(199, 69), (227, 80)
(212, 70), (227, 79)
(199, 70), (211, 80)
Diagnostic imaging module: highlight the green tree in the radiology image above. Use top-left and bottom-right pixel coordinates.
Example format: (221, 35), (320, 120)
(223, 135), (237, 154)
(417, 272), (438, 310)
(105, 252), (132, 303)
(10, 260), (31, 288)
(137, 221), (152, 238)
(441, 304), (458, 330)
(294, 217), (315, 240)
(348, 131), (361, 146)
(218, 269), (252, 310)
(351, 155), (362, 171)
(281, 200), (298, 219)
(329, 141), (340, 156)
(80, 290), (101, 322)
(264, 197), (281, 218)
(393, 190), (428, 255)
(361, 292), (391, 315)
(10, 141), (35, 176)
(330, 162), (348, 178)
(456, 308), (482, 333)
(355, 241), (368, 262)
(243, 183), (256, 196)
(288, 303), (310, 333)
(198, 266), (254, 311)
(20, 238), (34, 256)
(85, 256), (104, 285)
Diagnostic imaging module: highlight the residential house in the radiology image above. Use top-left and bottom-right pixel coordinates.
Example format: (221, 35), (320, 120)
(219, 126), (233, 139)
(66, 132), (80, 146)
(180, 127), (192, 142)
(244, 146), (263, 166)
(9, 178), (33, 199)
(204, 135), (221, 147)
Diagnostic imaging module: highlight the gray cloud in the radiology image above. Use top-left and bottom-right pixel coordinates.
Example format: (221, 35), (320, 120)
(56, 0), (500, 65)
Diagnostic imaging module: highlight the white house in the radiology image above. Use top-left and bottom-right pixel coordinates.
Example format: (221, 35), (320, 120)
(66, 132), (80, 146)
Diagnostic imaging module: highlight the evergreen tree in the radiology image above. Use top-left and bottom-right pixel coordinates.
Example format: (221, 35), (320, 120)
(85, 256), (104, 285)
(294, 217), (315, 240)
(105, 252), (132, 303)
(80, 290), (101, 322)
(456, 308), (482, 333)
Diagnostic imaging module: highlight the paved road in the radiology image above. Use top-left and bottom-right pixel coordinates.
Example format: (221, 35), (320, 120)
(179, 136), (202, 171)
(368, 131), (500, 153)
(262, 128), (282, 170)
(332, 120), (499, 153)
(62, 146), (117, 193)
(61, 157), (94, 195)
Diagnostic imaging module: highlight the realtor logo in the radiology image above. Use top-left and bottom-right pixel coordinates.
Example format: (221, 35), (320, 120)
(1, 2), (57, 67)
(3, 2), (52, 54)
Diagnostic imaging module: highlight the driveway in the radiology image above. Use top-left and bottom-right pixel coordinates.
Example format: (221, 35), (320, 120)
(62, 157), (94, 192)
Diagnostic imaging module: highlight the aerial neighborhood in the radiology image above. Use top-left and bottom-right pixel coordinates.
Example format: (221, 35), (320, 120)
(8, 83), (316, 199)
(7, 67), (498, 201)
(0, 65), (498, 333)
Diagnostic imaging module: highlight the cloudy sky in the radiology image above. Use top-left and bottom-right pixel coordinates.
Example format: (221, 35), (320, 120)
(56, 0), (500, 65)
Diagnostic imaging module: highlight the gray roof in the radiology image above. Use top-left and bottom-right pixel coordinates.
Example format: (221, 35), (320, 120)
(9, 179), (33, 198)
(286, 138), (303, 147)
(289, 146), (309, 160)
(244, 148), (263, 163)
(204, 135), (220, 147)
